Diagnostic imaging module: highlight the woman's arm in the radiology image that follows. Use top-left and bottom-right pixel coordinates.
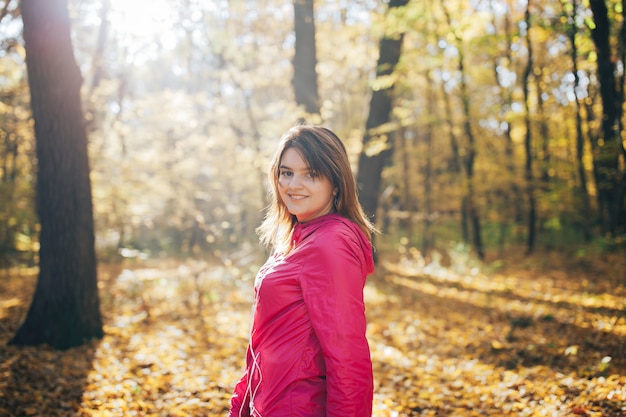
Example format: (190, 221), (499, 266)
(300, 228), (374, 417)
(228, 347), (251, 417)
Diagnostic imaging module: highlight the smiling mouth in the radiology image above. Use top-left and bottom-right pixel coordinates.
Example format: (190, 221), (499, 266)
(288, 194), (307, 200)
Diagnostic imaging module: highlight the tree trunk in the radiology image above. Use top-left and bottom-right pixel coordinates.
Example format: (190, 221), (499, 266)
(292, 0), (321, 117)
(356, 0), (408, 221)
(422, 83), (434, 255)
(588, 0), (626, 237)
(442, 1), (484, 259)
(10, 0), (103, 350)
(522, 1), (537, 255)
(440, 80), (467, 242)
(566, 0), (592, 242)
(398, 126), (415, 242)
(441, 82), (461, 176)
(536, 70), (551, 185)
(490, 0), (523, 249)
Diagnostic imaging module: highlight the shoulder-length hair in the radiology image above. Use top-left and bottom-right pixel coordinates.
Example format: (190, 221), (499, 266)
(257, 125), (377, 253)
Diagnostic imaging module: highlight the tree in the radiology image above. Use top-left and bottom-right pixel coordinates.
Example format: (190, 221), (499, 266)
(292, 0), (321, 118)
(356, 0), (409, 221)
(588, 0), (626, 237)
(522, 0), (537, 254)
(442, 0), (485, 259)
(10, 0), (103, 349)
(489, 0), (524, 251)
(563, 0), (592, 242)
(4, 0), (625, 263)
(0, 0), (35, 267)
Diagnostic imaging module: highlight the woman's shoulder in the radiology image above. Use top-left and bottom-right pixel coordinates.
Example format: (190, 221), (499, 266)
(301, 215), (374, 274)
(308, 215), (371, 255)
(292, 214), (371, 257)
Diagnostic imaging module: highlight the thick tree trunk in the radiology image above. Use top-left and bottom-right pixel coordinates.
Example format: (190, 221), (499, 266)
(356, 0), (408, 221)
(588, 0), (625, 237)
(292, 0), (320, 117)
(10, 0), (103, 349)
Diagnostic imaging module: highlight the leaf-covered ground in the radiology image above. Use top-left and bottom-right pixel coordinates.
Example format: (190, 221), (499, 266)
(0, 248), (625, 416)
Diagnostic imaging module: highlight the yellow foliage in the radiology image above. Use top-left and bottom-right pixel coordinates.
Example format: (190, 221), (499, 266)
(0, 255), (625, 416)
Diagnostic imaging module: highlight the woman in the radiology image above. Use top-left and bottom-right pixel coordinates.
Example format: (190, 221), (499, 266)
(229, 125), (377, 417)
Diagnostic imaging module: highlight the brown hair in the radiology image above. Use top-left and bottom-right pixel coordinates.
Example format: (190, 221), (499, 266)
(257, 125), (377, 253)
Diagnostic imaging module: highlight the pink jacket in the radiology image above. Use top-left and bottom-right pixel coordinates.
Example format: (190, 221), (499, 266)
(229, 213), (375, 417)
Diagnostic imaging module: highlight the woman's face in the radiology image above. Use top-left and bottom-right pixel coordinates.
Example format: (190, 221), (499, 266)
(277, 147), (336, 223)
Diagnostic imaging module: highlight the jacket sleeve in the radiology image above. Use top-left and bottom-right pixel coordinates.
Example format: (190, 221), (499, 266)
(228, 347), (251, 417)
(300, 228), (374, 417)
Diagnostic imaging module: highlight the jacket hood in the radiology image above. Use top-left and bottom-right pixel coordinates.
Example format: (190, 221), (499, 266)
(291, 213), (375, 275)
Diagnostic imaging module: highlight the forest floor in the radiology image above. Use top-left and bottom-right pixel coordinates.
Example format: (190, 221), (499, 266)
(0, 246), (625, 416)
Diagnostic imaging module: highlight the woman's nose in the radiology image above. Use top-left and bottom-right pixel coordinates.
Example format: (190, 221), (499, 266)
(288, 174), (304, 188)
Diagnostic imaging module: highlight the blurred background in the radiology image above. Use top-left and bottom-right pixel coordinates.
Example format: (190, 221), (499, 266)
(1, 0), (624, 267)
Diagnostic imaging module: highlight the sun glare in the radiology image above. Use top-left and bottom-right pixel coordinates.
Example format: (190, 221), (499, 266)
(108, 0), (178, 61)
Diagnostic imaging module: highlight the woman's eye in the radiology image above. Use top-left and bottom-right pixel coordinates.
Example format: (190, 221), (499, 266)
(279, 170), (293, 177)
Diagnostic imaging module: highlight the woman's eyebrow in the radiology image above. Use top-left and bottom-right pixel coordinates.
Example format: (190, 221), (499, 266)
(279, 164), (313, 171)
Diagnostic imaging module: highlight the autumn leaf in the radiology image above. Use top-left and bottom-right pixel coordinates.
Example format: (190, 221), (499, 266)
(1, 255), (626, 416)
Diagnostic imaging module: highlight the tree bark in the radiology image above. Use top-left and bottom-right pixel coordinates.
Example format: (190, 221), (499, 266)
(588, 0), (625, 237)
(356, 0), (408, 221)
(292, 0), (321, 117)
(10, 0), (103, 349)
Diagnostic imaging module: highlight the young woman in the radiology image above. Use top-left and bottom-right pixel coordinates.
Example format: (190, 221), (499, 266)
(229, 125), (377, 417)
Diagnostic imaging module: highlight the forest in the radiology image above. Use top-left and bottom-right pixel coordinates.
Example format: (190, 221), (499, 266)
(0, 0), (625, 415)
